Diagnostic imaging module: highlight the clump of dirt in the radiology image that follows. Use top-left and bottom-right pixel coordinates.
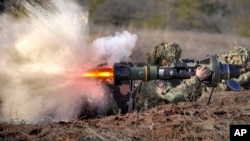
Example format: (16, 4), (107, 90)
(0, 90), (250, 141)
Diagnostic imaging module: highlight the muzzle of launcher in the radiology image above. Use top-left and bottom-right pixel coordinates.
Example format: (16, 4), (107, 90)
(81, 67), (113, 82)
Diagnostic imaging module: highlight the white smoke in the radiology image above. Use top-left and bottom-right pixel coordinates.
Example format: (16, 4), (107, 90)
(92, 31), (137, 65)
(0, 0), (137, 124)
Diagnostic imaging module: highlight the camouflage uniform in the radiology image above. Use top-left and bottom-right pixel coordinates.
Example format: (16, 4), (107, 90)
(214, 46), (250, 92)
(135, 42), (203, 112)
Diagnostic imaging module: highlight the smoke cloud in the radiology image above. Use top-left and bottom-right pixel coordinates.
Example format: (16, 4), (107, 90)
(0, 0), (137, 124)
(92, 31), (137, 65)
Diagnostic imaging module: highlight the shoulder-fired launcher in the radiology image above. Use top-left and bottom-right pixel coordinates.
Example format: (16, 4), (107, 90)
(114, 55), (241, 88)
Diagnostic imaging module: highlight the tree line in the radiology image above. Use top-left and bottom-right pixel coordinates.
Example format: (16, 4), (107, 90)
(1, 0), (250, 37)
(78, 0), (250, 37)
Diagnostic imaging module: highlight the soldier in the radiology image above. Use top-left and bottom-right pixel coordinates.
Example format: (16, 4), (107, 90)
(215, 46), (250, 91)
(134, 42), (211, 112)
(112, 82), (131, 114)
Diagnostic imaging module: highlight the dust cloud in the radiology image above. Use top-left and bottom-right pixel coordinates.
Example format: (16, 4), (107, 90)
(0, 0), (137, 124)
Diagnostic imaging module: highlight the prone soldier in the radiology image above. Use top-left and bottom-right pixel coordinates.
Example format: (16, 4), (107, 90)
(205, 46), (250, 92)
(133, 42), (211, 112)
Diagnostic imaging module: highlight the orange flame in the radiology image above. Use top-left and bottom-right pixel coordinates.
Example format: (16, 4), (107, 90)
(81, 67), (113, 82)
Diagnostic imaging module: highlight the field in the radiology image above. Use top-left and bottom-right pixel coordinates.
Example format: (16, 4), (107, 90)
(0, 28), (250, 141)
(1, 0), (250, 140)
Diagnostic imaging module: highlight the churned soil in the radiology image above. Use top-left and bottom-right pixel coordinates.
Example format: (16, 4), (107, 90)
(0, 90), (250, 141)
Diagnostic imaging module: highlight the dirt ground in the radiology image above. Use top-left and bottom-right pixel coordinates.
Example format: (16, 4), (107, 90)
(0, 89), (249, 141)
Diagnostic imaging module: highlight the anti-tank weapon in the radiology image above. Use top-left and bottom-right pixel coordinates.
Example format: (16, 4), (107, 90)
(113, 55), (242, 105)
(114, 55), (241, 87)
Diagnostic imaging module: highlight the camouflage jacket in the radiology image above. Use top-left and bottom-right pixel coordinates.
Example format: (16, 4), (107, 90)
(237, 71), (250, 89)
(214, 71), (250, 92)
(134, 76), (202, 112)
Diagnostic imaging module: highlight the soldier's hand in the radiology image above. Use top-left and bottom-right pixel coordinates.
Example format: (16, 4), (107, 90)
(196, 66), (211, 81)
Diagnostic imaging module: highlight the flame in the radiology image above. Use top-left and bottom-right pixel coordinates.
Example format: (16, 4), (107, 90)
(81, 67), (113, 82)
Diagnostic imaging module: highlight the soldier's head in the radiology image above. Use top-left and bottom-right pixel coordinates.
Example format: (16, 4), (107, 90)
(146, 42), (182, 66)
(223, 46), (249, 67)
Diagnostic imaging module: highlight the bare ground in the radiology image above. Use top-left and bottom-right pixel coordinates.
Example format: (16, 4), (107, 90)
(0, 90), (249, 141)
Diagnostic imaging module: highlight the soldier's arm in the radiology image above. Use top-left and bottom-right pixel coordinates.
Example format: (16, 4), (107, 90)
(162, 66), (211, 102)
(163, 76), (202, 102)
(139, 76), (202, 103)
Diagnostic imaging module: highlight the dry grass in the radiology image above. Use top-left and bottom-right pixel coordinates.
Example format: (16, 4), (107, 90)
(88, 25), (250, 62)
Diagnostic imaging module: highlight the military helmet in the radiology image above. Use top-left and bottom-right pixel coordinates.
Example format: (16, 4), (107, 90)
(146, 42), (182, 65)
(224, 46), (249, 66)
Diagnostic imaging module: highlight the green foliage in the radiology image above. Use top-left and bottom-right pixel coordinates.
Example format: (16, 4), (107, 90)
(168, 0), (227, 32)
(144, 14), (167, 29)
(134, 13), (167, 29)
(198, 1), (227, 16)
(92, 0), (141, 26)
(88, 0), (106, 12)
(232, 0), (250, 36)
(79, 0), (250, 35)
(237, 18), (250, 37)
(172, 0), (197, 19)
